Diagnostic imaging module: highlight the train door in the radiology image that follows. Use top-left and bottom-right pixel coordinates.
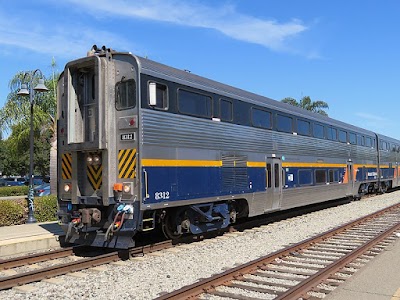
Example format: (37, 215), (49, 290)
(346, 163), (355, 196)
(266, 158), (283, 210)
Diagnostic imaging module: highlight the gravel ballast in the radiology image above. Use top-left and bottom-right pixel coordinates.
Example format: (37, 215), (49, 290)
(1, 191), (400, 300)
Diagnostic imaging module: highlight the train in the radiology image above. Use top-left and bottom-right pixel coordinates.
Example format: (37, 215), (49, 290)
(56, 45), (400, 248)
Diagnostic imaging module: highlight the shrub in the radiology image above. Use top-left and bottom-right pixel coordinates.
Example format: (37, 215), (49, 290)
(0, 200), (25, 226)
(34, 195), (58, 222)
(0, 186), (29, 197)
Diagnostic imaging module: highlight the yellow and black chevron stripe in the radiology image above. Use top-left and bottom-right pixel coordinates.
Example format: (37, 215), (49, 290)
(87, 163), (102, 190)
(61, 153), (72, 179)
(118, 148), (137, 179)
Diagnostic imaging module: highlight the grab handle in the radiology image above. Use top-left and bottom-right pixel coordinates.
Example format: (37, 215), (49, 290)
(143, 169), (150, 198)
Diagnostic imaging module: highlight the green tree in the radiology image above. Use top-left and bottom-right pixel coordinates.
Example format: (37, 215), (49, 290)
(281, 96), (329, 116)
(0, 63), (58, 178)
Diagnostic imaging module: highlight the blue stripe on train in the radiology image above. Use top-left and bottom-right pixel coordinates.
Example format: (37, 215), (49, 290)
(142, 166), (388, 204)
(142, 166), (265, 204)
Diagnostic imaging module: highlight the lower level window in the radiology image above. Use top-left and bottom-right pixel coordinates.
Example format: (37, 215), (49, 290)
(299, 170), (312, 185)
(315, 169), (327, 184)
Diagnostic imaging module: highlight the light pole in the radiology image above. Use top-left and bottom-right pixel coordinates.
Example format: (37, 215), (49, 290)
(17, 69), (49, 224)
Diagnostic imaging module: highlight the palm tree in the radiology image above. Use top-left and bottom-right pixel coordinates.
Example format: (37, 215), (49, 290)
(0, 64), (58, 187)
(281, 96), (329, 116)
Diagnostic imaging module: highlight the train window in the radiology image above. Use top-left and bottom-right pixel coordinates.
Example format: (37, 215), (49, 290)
(339, 130), (347, 143)
(315, 169), (327, 184)
(298, 170), (312, 185)
(220, 99), (233, 121)
(274, 163), (280, 188)
(148, 82), (168, 109)
(178, 89), (212, 117)
(313, 123), (325, 139)
(357, 135), (365, 146)
(251, 108), (272, 129)
(115, 79), (136, 110)
(326, 127), (337, 141)
(276, 114), (293, 133)
(349, 133), (357, 145)
(380, 141), (388, 150)
(297, 119), (310, 136)
(365, 137), (372, 147)
(328, 169), (339, 182)
(266, 163), (272, 188)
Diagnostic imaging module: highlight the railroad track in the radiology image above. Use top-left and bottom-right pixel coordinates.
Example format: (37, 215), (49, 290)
(0, 240), (172, 290)
(156, 203), (400, 300)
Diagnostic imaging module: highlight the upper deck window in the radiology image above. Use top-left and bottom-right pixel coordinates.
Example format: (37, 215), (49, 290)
(115, 79), (136, 110)
(339, 130), (347, 143)
(178, 89), (212, 117)
(276, 114), (293, 133)
(357, 135), (365, 146)
(297, 119), (310, 136)
(220, 99), (233, 121)
(148, 81), (168, 109)
(365, 137), (372, 147)
(251, 108), (272, 129)
(313, 123), (325, 139)
(326, 127), (337, 141)
(349, 133), (357, 145)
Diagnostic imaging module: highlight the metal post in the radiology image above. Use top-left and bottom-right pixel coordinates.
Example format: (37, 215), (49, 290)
(17, 69), (48, 224)
(27, 90), (36, 223)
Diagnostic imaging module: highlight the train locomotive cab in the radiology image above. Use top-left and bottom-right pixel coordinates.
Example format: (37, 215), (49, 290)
(57, 46), (140, 248)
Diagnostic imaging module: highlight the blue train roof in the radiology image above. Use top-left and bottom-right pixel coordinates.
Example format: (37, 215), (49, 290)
(134, 54), (377, 136)
(88, 46), (397, 142)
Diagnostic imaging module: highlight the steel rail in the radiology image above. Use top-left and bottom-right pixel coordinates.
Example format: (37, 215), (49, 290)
(275, 220), (400, 299)
(0, 246), (79, 270)
(155, 202), (400, 300)
(0, 251), (121, 290)
(0, 240), (173, 290)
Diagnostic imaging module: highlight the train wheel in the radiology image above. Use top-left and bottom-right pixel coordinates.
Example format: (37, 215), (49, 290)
(161, 210), (183, 239)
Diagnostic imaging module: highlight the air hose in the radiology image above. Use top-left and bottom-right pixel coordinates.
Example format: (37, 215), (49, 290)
(104, 211), (126, 241)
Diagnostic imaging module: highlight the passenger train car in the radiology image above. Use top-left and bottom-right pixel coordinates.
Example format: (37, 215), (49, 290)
(57, 45), (400, 248)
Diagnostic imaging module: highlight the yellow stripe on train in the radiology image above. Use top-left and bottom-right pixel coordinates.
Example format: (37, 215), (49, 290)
(141, 159), (223, 167)
(139, 159), (384, 169)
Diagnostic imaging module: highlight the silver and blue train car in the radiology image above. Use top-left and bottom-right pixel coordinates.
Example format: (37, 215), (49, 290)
(57, 46), (400, 248)
(376, 134), (400, 191)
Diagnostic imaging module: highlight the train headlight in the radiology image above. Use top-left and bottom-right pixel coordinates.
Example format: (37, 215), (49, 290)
(64, 183), (71, 192)
(86, 155), (93, 165)
(93, 154), (101, 165)
(123, 184), (131, 193)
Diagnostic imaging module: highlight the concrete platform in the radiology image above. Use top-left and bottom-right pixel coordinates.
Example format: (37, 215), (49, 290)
(327, 238), (400, 300)
(0, 221), (64, 257)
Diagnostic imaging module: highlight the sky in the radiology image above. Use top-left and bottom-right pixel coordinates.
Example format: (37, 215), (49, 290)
(1, 0), (400, 139)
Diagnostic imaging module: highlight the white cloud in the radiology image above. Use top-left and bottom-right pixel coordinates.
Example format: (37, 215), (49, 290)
(0, 1), (310, 59)
(65, 0), (309, 53)
(354, 112), (390, 133)
(355, 112), (387, 123)
(0, 12), (131, 59)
